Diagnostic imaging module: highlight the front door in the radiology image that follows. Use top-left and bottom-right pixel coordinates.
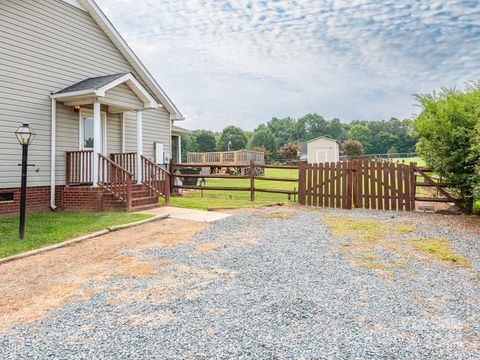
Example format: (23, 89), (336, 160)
(80, 110), (107, 153)
(80, 110), (107, 183)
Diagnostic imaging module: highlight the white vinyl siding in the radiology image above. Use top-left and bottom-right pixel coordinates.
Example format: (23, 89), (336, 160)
(104, 83), (144, 110)
(107, 113), (122, 155)
(0, 0), (172, 187)
(123, 108), (171, 162)
(55, 103), (80, 185)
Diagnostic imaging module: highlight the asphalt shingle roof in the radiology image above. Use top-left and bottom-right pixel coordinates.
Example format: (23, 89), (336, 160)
(54, 73), (128, 95)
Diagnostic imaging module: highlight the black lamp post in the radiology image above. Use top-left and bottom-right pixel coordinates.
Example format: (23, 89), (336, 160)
(15, 123), (36, 240)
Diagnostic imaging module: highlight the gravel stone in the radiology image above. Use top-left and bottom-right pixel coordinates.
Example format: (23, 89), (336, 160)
(1, 207), (479, 359)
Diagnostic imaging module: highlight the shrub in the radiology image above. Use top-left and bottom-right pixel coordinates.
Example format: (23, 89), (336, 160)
(474, 200), (480, 215)
(412, 83), (480, 212)
(278, 142), (299, 161)
(341, 139), (364, 156)
(253, 145), (271, 160)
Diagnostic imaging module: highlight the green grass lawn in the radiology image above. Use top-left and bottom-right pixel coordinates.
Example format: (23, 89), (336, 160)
(0, 211), (152, 259)
(389, 156), (426, 166)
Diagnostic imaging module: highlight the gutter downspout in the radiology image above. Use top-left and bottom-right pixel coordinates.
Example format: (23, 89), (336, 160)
(50, 97), (57, 210)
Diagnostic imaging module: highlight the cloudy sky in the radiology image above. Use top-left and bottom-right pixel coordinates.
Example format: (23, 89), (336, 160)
(97, 0), (480, 131)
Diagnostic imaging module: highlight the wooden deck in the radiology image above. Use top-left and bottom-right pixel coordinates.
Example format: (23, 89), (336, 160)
(186, 150), (264, 165)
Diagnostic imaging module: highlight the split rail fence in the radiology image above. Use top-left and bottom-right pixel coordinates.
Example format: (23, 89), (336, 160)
(169, 159), (464, 212)
(170, 160), (298, 201)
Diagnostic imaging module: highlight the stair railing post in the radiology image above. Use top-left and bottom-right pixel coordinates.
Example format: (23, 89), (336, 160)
(169, 158), (175, 193)
(298, 162), (307, 205)
(250, 160), (255, 201)
(126, 175), (132, 212)
(165, 168), (170, 204)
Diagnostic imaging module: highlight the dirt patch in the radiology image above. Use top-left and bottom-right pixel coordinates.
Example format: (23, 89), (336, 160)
(258, 210), (297, 220)
(0, 218), (206, 332)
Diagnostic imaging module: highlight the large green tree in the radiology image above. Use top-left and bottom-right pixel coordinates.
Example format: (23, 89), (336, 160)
(348, 124), (373, 152)
(248, 125), (278, 156)
(194, 130), (217, 152)
(413, 84), (480, 211)
(295, 113), (328, 141)
(267, 117), (295, 147)
(217, 125), (248, 151)
(325, 118), (346, 140)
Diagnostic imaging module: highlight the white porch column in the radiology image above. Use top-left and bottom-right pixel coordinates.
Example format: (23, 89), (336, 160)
(178, 136), (182, 164)
(136, 110), (143, 184)
(92, 100), (102, 186)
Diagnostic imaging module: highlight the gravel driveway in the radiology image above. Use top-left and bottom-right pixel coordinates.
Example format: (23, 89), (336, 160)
(1, 207), (479, 359)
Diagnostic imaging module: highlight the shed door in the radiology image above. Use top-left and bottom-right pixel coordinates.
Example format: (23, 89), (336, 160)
(315, 149), (328, 163)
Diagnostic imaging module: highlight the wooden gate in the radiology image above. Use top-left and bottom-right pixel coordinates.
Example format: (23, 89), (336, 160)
(298, 160), (416, 211)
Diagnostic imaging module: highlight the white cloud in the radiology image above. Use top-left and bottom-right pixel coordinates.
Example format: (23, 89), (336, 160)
(97, 0), (480, 130)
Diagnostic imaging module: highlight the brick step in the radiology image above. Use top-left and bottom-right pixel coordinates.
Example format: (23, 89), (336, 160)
(129, 202), (165, 212)
(131, 196), (157, 207)
(132, 190), (153, 198)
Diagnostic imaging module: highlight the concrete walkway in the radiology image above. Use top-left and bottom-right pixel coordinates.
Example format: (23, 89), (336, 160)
(138, 206), (231, 223)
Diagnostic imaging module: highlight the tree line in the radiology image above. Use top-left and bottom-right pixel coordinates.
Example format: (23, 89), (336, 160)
(182, 114), (418, 159)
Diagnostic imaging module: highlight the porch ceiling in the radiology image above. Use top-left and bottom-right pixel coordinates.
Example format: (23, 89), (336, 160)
(50, 72), (159, 112)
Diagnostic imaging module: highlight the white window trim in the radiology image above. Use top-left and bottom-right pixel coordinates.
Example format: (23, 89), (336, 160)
(79, 108), (107, 154)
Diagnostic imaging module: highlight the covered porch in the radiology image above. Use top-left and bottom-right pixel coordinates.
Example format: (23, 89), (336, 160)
(50, 73), (170, 210)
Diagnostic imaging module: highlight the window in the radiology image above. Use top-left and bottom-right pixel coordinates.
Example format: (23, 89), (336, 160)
(0, 192), (14, 202)
(83, 116), (94, 149)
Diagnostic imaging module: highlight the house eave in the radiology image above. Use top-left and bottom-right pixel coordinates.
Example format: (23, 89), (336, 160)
(50, 73), (160, 110)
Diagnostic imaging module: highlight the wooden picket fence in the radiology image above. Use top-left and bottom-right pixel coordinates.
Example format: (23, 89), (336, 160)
(298, 160), (416, 211)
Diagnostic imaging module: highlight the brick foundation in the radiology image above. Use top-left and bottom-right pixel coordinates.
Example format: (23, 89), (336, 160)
(0, 184), (157, 216)
(0, 186), (63, 216)
(61, 186), (126, 212)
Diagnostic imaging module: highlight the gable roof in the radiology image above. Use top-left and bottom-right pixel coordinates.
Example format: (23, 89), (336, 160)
(51, 72), (158, 109)
(72, 0), (184, 120)
(306, 135), (340, 144)
(54, 73), (126, 94)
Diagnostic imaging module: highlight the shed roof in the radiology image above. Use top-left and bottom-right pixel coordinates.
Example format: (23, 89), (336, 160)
(306, 135), (340, 144)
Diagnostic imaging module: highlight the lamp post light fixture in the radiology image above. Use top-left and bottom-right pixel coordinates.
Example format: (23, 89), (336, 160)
(15, 123), (36, 240)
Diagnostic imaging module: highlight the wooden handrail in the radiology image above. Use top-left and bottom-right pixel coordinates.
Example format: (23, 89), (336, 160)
(110, 152), (137, 181)
(98, 154), (133, 210)
(66, 150), (93, 185)
(141, 155), (170, 203)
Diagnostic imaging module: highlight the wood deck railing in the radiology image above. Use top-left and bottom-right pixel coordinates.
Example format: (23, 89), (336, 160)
(66, 150), (93, 185)
(186, 150), (264, 165)
(141, 155), (170, 203)
(110, 152), (137, 181)
(98, 154), (133, 210)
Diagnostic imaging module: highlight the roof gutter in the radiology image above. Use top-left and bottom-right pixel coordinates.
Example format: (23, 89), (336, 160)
(50, 89), (97, 99)
(50, 98), (57, 210)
